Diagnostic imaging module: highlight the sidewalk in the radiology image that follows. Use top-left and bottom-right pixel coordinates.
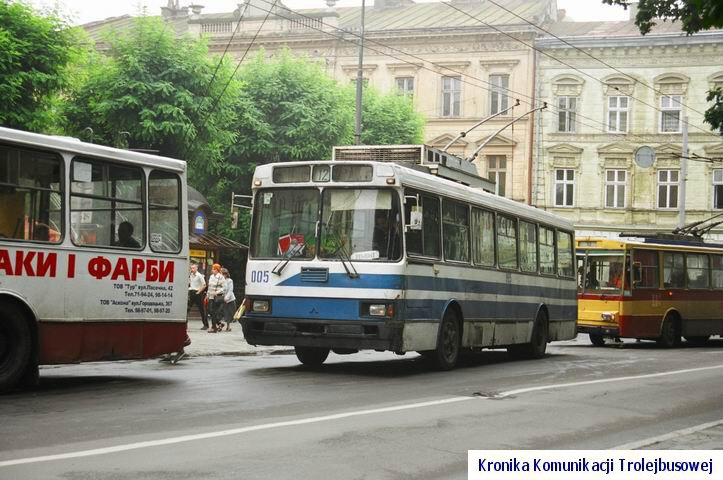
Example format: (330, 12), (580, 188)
(184, 319), (292, 357)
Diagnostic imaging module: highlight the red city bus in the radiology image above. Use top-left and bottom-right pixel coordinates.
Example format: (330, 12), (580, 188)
(576, 236), (723, 347)
(0, 127), (189, 391)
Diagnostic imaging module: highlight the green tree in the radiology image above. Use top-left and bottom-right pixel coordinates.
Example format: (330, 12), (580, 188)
(603, 0), (723, 134)
(0, 1), (81, 132)
(360, 87), (425, 145)
(63, 16), (240, 168)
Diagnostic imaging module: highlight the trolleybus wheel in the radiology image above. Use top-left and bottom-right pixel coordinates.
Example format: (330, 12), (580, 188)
(432, 309), (461, 370)
(508, 310), (549, 360)
(589, 333), (605, 347)
(656, 314), (681, 348)
(684, 335), (710, 346)
(295, 346), (330, 367)
(0, 303), (32, 393)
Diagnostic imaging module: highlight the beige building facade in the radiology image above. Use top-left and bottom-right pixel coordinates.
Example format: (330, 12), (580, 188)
(87, 0), (560, 204)
(535, 20), (723, 239)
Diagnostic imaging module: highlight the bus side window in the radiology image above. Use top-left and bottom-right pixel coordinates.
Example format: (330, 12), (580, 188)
(0, 144), (63, 243)
(471, 207), (494, 267)
(405, 192), (440, 258)
(539, 227), (555, 275)
(633, 250), (659, 288)
(71, 158), (144, 249)
(712, 255), (723, 289)
(149, 170), (181, 253)
(496, 214), (518, 269)
(442, 199), (470, 263)
(663, 252), (685, 288)
(556, 230), (574, 277)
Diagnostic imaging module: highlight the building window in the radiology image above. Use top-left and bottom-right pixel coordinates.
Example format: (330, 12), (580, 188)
(395, 76), (414, 98)
(554, 169), (575, 207)
(605, 169), (627, 209)
(714, 170), (723, 209)
(607, 96), (629, 133)
(487, 155), (506, 197)
(441, 76), (461, 117)
(660, 95), (682, 133)
(557, 96), (577, 132)
(658, 170), (679, 209)
(489, 74), (509, 115)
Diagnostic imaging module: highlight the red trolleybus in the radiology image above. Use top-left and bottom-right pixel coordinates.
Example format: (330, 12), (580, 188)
(576, 236), (723, 347)
(0, 127), (188, 391)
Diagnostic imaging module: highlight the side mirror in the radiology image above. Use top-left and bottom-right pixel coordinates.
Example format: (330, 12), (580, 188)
(407, 209), (423, 231)
(404, 194), (422, 231)
(633, 262), (642, 284)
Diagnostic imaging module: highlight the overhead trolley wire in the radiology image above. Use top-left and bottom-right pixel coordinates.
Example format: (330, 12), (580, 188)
(484, 0), (714, 123)
(445, 1), (720, 139)
(181, 0), (278, 160)
(252, 0), (665, 146)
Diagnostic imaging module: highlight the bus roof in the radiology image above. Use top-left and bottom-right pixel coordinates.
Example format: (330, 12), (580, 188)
(577, 236), (723, 253)
(253, 160), (574, 231)
(0, 127), (186, 173)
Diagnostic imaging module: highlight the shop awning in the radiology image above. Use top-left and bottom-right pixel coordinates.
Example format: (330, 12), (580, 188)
(190, 231), (248, 250)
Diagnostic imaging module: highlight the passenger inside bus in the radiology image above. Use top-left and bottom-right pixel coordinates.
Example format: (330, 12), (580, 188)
(114, 221), (141, 248)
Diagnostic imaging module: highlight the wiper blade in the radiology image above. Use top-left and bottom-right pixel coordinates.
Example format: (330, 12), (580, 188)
(325, 223), (358, 279)
(272, 242), (304, 276)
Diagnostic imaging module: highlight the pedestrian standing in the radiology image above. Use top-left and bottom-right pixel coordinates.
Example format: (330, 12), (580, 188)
(220, 268), (237, 332)
(188, 263), (208, 329)
(206, 263), (225, 332)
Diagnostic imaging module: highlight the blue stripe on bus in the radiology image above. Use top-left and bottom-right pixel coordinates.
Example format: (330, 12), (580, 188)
(276, 272), (575, 301)
(246, 296), (577, 323)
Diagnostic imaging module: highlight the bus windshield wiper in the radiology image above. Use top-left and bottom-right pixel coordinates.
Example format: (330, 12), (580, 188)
(325, 224), (359, 279)
(271, 242), (305, 276)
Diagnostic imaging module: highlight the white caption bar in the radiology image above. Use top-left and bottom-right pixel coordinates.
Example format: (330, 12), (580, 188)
(468, 450), (720, 480)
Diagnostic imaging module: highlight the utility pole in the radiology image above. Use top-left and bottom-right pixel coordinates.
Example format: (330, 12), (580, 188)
(354, 0), (366, 145)
(678, 114), (688, 229)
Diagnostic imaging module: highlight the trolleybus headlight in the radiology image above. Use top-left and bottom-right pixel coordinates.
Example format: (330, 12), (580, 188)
(367, 303), (394, 318)
(369, 304), (388, 316)
(252, 300), (270, 313)
(601, 312), (616, 321)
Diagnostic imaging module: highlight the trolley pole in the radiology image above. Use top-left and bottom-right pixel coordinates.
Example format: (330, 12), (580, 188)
(354, 0), (366, 145)
(678, 114), (688, 229)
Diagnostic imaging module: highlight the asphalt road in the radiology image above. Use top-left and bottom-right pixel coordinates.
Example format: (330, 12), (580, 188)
(1, 336), (722, 480)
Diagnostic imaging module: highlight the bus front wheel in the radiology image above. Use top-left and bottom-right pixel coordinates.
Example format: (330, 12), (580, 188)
(589, 333), (605, 347)
(656, 314), (681, 348)
(0, 303), (33, 393)
(431, 309), (461, 371)
(295, 346), (330, 367)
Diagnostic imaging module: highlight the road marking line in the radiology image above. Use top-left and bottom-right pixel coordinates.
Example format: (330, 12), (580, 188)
(495, 364), (723, 398)
(0, 397), (473, 467)
(611, 419), (723, 450)
(1, 363), (721, 468)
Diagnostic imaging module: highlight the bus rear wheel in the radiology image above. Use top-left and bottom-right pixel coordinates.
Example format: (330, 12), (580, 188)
(509, 310), (549, 360)
(431, 309), (461, 371)
(589, 333), (605, 347)
(0, 303), (32, 393)
(656, 314), (681, 348)
(295, 346), (330, 367)
(684, 335), (710, 346)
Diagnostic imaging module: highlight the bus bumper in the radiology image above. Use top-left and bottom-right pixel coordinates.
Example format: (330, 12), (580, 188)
(577, 324), (619, 337)
(241, 317), (405, 352)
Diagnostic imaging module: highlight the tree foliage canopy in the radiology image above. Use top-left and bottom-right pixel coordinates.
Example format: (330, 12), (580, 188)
(603, 0), (723, 35)
(0, 1), (80, 132)
(63, 17), (240, 167)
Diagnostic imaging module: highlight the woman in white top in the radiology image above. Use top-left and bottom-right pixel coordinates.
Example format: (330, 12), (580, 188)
(206, 263), (225, 332)
(221, 268), (237, 332)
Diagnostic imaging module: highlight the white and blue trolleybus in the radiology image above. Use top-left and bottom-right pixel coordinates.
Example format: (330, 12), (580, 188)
(242, 145), (577, 369)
